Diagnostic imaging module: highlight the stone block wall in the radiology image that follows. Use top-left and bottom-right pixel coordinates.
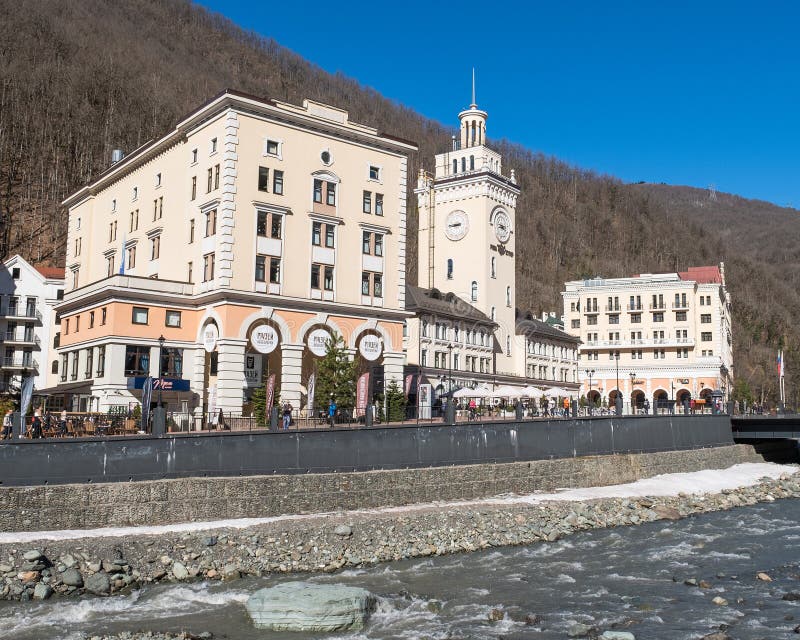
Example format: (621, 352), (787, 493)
(0, 444), (764, 533)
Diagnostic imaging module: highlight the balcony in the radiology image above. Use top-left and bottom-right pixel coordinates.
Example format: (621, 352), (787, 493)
(583, 308), (599, 315)
(672, 301), (689, 310)
(0, 305), (42, 322)
(649, 302), (666, 311)
(1, 357), (38, 371)
(2, 331), (41, 347)
(580, 337), (695, 350)
(604, 305), (621, 313)
(626, 304), (643, 312)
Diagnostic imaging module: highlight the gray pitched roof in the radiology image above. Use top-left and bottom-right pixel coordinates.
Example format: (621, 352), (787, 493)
(516, 316), (581, 344)
(405, 285), (496, 326)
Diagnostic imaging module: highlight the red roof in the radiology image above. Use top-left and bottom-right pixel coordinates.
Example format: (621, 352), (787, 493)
(34, 265), (65, 280)
(678, 265), (721, 284)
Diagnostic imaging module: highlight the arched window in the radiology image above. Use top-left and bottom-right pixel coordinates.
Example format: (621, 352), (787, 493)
(461, 157), (466, 172)
(452, 159), (457, 174)
(469, 155), (475, 170)
(490, 256), (496, 278)
(471, 280), (478, 302)
(506, 286), (511, 307)
(447, 258), (453, 280)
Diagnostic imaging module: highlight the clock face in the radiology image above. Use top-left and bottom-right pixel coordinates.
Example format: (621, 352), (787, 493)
(445, 210), (469, 241)
(494, 211), (512, 243)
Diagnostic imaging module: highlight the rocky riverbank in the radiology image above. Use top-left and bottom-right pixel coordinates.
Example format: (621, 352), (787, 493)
(0, 467), (797, 609)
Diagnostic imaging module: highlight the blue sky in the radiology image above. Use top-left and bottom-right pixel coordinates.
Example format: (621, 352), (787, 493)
(196, 1), (799, 207)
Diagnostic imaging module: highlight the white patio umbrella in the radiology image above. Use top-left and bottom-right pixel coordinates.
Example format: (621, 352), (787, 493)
(545, 386), (570, 397)
(452, 387), (475, 398)
(521, 386), (545, 398)
(492, 385), (524, 398)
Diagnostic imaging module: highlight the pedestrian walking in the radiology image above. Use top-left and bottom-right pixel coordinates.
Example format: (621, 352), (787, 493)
(1, 409), (13, 439)
(328, 399), (337, 429)
(282, 402), (292, 430)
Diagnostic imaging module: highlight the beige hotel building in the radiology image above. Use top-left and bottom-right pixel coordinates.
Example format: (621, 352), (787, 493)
(562, 265), (733, 411)
(57, 90), (416, 414)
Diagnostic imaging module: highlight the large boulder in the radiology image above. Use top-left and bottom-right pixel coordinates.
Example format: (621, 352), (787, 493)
(246, 581), (375, 632)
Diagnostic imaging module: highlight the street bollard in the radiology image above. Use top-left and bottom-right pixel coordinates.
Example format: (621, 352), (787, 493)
(270, 407), (278, 431)
(152, 407), (166, 436)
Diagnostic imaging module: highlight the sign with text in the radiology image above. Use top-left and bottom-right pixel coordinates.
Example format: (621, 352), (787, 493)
(202, 324), (219, 353)
(307, 328), (332, 357)
(356, 372), (370, 416)
(358, 334), (383, 361)
(244, 354), (263, 388)
(251, 325), (279, 354)
(128, 377), (191, 391)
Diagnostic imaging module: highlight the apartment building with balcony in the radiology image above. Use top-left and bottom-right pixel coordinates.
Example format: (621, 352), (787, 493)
(57, 90), (415, 414)
(562, 264), (733, 410)
(0, 256), (64, 398)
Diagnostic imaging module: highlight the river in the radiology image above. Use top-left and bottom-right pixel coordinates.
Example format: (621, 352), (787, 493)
(4, 498), (800, 639)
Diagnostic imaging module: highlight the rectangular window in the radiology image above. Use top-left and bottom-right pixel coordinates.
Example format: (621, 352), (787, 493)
(701, 332), (712, 341)
(132, 306), (148, 324)
(374, 234), (383, 257)
(153, 199), (158, 221)
(205, 209), (217, 236)
(188, 261), (193, 284)
(75, 315), (80, 332)
(700, 297), (705, 306)
(324, 224), (335, 248)
(127, 245), (136, 269)
(571, 319), (580, 329)
(97, 346), (105, 377)
(161, 347), (183, 377)
(211, 137), (217, 153)
(106, 255), (115, 277)
(701, 314), (712, 323)
(269, 257), (281, 284)
(89, 311), (95, 329)
(653, 312), (664, 322)
(323, 265), (334, 290)
(362, 231), (371, 254)
(165, 310), (181, 328)
(310, 264), (321, 289)
(189, 219), (195, 243)
(71, 351), (78, 380)
(266, 139), (279, 155)
(85, 348), (93, 379)
(373, 273), (382, 298)
(124, 345), (150, 377)
(214, 164), (220, 190)
(369, 166), (380, 180)
(271, 215), (282, 239)
(207, 167), (213, 193)
(676, 311), (687, 321)
(191, 148), (197, 164)
(313, 179), (323, 203)
(312, 222), (322, 246)
(363, 190), (372, 213)
(203, 253), (215, 281)
(101, 307), (107, 325)
(587, 316), (597, 326)
(257, 211), (268, 236)
(191, 176), (197, 200)
(631, 313), (641, 323)
(609, 314), (619, 325)
(375, 193), (383, 216)
(255, 255), (266, 282)
(151, 236), (160, 260)
(326, 182), (336, 206)
(273, 170), (284, 195)
(361, 272), (370, 295)
(258, 166), (269, 192)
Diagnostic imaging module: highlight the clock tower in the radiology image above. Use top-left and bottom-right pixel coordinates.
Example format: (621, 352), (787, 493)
(415, 81), (521, 374)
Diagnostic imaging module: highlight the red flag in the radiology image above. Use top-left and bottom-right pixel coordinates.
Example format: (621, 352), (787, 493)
(356, 372), (370, 416)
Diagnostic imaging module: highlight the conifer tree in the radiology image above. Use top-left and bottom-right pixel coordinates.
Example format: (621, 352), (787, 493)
(383, 379), (407, 422)
(315, 333), (357, 410)
(251, 385), (267, 424)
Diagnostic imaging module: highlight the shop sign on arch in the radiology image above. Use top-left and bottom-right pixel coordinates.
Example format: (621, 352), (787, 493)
(307, 328), (332, 357)
(358, 334), (383, 361)
(202, 324), (219, 353)
(251, 325), (279, 354)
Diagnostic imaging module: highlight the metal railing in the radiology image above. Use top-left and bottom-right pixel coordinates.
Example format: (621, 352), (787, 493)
(0, 306), (42, 321)
(3, 332), (40, 346)
(1, 357), (37, 370)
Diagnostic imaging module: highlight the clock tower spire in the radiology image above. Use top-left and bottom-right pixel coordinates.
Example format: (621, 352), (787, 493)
(415, 78), (521, 374)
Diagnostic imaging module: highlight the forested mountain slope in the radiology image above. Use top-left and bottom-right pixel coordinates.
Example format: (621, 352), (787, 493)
(0, 0), (795, 402)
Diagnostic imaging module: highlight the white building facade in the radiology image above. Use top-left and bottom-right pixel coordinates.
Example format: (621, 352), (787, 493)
(562, 264), (733, 411)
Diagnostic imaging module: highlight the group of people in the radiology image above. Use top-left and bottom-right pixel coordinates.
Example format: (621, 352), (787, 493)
(1, 407), (70, 439)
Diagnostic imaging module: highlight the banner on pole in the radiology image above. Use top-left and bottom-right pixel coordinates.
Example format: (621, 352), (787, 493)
(356, 372), (370, 417)
(141, 376), (154, 431)
(207, 384), (218, 425)
(404, 374), (413, 397)
(266, 374), (276, 414)
(19, 376), (34, 419)
(307, 373), (316, 416)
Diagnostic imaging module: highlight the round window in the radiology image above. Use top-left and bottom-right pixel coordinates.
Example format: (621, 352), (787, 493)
(321, 150), (332, 165)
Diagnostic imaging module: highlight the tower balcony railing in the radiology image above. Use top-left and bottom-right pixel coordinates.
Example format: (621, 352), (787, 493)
(649, 302), (666, 310)
(1, 357), (38, 371)
(626, 304), (642, 312)
(672, 301), (690, 310)
(3, 331), (40, 347)
(581, 337), (696, 350)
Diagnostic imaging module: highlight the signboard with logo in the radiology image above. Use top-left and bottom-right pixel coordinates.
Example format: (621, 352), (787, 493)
(418, 383), (432, 420)
(307, 328), (332, 357)
(244, 354), (263, 388)
(358, 334), (383, 361)
(202, 324), (219, 353)
(128, 377), (191, 391)
(251, 325), (279, 354)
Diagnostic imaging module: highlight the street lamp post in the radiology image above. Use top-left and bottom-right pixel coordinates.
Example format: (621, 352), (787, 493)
(629, 371), (636, 415)
(585, 368), (595, 415)
(614, 351), (621, 415)
(157, 335), (165, 408)
(446, 342), (454, 424)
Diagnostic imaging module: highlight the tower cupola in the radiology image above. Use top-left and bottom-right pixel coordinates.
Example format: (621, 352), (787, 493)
(458, 69), (487, 149)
